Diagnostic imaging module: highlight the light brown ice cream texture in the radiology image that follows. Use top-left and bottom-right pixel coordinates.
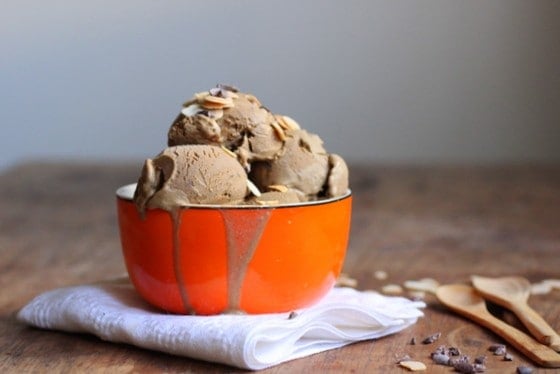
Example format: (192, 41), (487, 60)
(134, 84), (349, 212)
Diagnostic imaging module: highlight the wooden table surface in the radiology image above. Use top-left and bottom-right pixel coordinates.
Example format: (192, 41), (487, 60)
(1, 162), (559, 373)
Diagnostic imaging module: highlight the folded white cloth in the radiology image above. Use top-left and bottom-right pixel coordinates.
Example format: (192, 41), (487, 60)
(17, 281), (425, 370)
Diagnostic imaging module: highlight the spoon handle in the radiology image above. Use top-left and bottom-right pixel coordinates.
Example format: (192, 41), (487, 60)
(482, 310), (560, 367)
(511, 303), (560, 352)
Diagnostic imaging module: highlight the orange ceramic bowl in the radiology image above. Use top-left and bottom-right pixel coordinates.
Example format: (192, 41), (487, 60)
(116, 184), (352, 315)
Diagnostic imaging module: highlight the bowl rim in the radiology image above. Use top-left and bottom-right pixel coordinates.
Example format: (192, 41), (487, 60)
(116, 183), (351, 210)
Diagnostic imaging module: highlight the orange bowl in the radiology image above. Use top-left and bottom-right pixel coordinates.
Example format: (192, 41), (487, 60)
(116, 184), (352, 315)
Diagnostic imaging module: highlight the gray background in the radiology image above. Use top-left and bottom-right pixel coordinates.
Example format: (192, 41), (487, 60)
(2, 0), (559, 171)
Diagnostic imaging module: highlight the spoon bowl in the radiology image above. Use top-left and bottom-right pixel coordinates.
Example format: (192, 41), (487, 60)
(472, 275), (531, 302)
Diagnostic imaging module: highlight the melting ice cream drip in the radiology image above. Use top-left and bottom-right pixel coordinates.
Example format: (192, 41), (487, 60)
(221, 209), (272, 312)
(171, 209), (192, 313)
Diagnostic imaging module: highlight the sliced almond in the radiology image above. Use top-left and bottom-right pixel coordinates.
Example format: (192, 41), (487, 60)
(373, 270), (388, 280)
(201, 95), (234, 110)
(544, 279), (560, 289)
(531, 281), (552, 295)
(530, 279), (560, 295)
(247, 180), (261, 197)
(207, 109), (224, 119)
(274, 115), (289, 130)
(280, 115), (301, 130)
(194, 91), (209, 100)
(257, 199), (279, 206)
(181, 104), (203, 117)
(404, 278), (440, 294)
(270, 121), (287, 141)
(336, 273), (358, 288)
(245, 94), (261, 106)
(382, 284), (404, 295)
(399, 360), (427, 371)
(220, 146), (237, 158)
(267, 184), (289, 193)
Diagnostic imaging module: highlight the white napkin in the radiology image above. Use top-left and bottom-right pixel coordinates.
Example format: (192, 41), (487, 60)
(17, 281), (425, 370)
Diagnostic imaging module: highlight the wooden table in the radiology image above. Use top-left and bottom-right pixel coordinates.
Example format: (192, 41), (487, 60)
(1, 162), (559, 373)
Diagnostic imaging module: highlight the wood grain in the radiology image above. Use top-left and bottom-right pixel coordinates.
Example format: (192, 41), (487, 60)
(1, 162), (559, 373)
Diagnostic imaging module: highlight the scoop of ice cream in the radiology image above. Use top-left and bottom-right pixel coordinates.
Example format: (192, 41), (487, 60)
(133, 145), (248, 214)
(326, 154), (349, 197)
(145, 84), (349, 207)
(217, 92), (277, 149)
(249, 129), (329, 198)
(167, 85), (284, 167)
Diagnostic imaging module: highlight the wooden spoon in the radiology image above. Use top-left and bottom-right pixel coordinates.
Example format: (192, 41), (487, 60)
(436, 284), (560, 367)
(471, 275), (560, 352)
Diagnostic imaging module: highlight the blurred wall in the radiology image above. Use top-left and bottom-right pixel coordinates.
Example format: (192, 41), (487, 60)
(1, 0), (559, 171)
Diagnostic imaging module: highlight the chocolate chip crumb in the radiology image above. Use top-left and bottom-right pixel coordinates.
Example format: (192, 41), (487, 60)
(448, 346), (461, 356)
(288, 311), (298, 319)
(216, 83), (239, 93)
(474, 355), (486, 364)
(431, 353), (450, 365)
(456, 355), (471, 364)
(473, 363), (486, 373)
(488, 343), (506, 354)
(209, 87), (224, 97)
(432, 345), (447, 355)
(422, 332), (441, 344)
(516, 366), (533, 374)
(494, 346), (506, 356)
(452, 360), (475, 374)
(410, 337), (416, 345)
(488, 343), (506, 352)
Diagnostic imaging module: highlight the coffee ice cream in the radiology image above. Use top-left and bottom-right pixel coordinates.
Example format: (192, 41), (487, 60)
(134, 84), (349, 211)
(168, 85), (283, 168)
(249, 129), (329, 200)
(134, 145), (248, 215)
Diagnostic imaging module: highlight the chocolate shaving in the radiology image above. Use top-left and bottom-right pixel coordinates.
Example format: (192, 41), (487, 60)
(474, 355), (487, 364)
(421, 332), (441, 344)
(431, 353), (450, 365)
(452, 360), (476, 374)
(448, 346), (461, 356)
(488, 343), (506, 354)
(216, 83), (238, 92)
